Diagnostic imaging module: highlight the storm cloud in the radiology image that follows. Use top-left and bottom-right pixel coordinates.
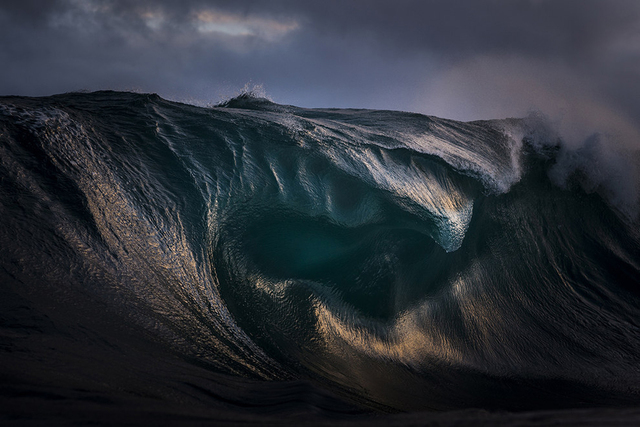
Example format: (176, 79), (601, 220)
(1, 0), (639, 142)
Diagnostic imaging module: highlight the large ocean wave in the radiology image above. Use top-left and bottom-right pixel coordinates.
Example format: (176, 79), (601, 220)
(1, 91), (640, 424)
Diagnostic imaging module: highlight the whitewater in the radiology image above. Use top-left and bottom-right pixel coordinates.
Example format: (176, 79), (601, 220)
(1, 91), (640, 425)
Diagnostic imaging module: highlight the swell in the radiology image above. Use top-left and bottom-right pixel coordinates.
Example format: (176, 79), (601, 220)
(1, 91), (640, 414)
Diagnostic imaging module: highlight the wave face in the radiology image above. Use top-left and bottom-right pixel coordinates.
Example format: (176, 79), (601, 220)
(2, 91), (640, 417)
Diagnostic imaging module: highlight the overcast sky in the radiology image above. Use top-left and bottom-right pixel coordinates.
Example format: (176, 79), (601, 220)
(1, 0), (639, 140)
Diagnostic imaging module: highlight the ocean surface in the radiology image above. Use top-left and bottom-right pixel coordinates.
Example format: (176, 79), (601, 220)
(1, 91), (640, 425)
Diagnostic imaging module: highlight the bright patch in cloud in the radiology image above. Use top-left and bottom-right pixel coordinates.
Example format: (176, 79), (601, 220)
(142, 11), (165, 31)
(194, 10), (299, 41)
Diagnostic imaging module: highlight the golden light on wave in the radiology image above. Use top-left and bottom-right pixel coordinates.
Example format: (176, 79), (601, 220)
(312, 296), (466, 369)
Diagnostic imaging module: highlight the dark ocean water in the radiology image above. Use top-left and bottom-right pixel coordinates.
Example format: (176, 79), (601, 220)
(1, 91), (640, 425)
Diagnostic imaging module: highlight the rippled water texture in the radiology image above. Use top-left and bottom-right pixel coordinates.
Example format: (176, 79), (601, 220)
(1, 91), (640, 424)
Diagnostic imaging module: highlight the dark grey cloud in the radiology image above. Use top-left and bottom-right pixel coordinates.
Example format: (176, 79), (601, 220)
(72, 0), (636, 61)
(0, 0), (67, 23)
(0, 0), (639, 145)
